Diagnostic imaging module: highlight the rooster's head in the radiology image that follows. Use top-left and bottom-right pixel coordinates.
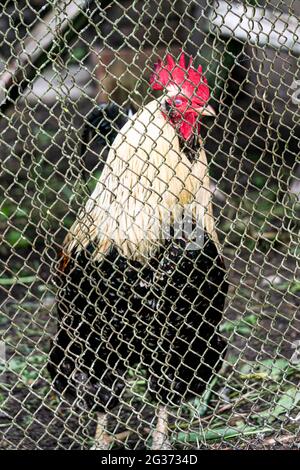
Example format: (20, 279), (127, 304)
(150, 52), (215, 141)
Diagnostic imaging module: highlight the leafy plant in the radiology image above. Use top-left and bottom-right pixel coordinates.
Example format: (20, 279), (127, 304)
(5, 230), (31, 248)
(220, 314), (258, 336)
(174, 425), (272, 443)
(254, 387), (300, 424)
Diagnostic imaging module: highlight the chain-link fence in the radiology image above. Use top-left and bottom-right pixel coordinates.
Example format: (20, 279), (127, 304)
(0, 0), (299, 450)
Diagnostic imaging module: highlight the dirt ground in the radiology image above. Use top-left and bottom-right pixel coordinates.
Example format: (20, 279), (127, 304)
(0, 91), (300, 450)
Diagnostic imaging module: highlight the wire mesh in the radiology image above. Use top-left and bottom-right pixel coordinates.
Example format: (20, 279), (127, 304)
(0, 0), (300, 450)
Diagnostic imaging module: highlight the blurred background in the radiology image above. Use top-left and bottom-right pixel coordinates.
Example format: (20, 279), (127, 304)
(0, 0), (299, 450)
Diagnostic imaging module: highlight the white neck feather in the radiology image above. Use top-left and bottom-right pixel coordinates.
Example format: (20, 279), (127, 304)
(65, 99), (218, 263)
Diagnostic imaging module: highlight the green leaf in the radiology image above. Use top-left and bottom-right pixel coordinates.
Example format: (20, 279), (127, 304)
(220, 314), (257, 335)
(0, 354), (47, 385)
(191, 376), (218, 417)
(0, 275), (37, 286)
(255, 387), (300, 423)
(70, 46), (87, 62)
(277, 281), (300, 294)
(260, 358), (290, 379)
(290, 282), (300, 295)
(35, 129), (55, 146)
(240, 372), (269, 380)
(175, 425), (272, 443)
(253, 174), (267, 189)
(5, 230), (31, 248)
(239, 358), (290, 381)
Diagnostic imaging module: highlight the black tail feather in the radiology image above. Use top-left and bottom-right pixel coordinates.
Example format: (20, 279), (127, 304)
(80, 103), (135, 157)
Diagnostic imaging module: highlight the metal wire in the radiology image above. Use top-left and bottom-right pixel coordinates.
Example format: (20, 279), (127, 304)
(0, 0), (299, 450)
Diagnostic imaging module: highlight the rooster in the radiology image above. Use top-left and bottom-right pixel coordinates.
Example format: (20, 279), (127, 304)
(48, 53), (228, 450)
(80, 102), (135, 175)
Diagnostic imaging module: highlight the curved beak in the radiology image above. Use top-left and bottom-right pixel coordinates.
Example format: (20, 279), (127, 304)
(195, 104), (216, 117)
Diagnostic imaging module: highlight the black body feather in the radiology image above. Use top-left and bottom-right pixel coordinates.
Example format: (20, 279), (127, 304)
(48, 235), (227, 410)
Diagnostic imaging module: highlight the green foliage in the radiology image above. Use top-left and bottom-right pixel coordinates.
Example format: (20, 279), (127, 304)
(86, 170), (102, 194)
(238, 358), (291, 380)
(0, 353), (47, 386)
(220, 314), (258, 336)
(254, 387), (300, 424)
(277, 280), (300, 295)
(34, 129), (56, 147)
(4, 229), (31, 248)
(175, 425), (272, 444)
(0, 275), (36, 286)
(69, 46), (88, 63)
(220, 181), (294, 252)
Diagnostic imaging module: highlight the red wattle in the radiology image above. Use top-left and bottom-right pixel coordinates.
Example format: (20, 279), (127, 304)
(179, 114), (199, 141)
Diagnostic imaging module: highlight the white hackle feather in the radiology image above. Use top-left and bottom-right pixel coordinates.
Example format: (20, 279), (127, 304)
(64, 97), (219, 262)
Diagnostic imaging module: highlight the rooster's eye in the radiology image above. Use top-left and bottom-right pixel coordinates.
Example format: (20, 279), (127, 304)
(174, 98), (183, 106)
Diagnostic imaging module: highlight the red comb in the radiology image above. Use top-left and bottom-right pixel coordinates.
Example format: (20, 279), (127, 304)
(150, 52), (210, 104)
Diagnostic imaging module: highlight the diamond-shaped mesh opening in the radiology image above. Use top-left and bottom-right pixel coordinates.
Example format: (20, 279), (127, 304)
(0, 0), (299, 450)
